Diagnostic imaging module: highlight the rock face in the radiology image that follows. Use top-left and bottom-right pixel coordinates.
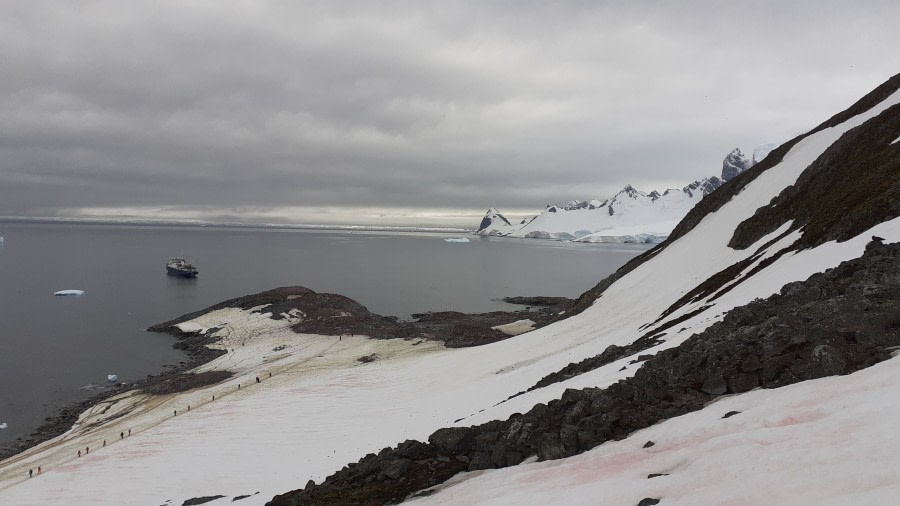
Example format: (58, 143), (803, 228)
(721, 147), (752, 181)
(268, 242), (900, 505)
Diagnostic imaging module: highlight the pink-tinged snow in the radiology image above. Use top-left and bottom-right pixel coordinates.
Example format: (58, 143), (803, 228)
(414, 353), (900, 506)
(1, 90), (898, 505)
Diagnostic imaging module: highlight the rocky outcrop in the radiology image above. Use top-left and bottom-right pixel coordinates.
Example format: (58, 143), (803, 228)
(721, 147), (752, 181)
(268, 241), (900, 505)
(502, 296), (572, 307)
(150, 286), (567, 350)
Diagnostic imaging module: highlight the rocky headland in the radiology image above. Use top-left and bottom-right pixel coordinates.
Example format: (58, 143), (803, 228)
(0, 286), (572, 462)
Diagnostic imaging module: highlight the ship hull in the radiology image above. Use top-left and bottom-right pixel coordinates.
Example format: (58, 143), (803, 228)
(166, 265), (198, 277)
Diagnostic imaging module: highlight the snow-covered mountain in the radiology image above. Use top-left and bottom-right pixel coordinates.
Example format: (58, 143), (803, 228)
(476, 147), (761, 243)
(1, 73), (898, 506)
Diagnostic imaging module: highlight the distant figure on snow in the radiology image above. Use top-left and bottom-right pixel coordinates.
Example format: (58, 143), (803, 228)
(103, 440), (106, 447)
(120, 432), (124, 439)
(37, 466), (41, 474)
(85, 446), (89, 454)
(29, 469), (32, 478)
(77, 450), (81, 457)
(128, 429), (131, 436)
(256, 376), (260, 383)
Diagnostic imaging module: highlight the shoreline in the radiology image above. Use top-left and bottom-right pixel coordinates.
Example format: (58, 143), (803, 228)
(0, 331), (224, 462)
(0, 287), (571, 463)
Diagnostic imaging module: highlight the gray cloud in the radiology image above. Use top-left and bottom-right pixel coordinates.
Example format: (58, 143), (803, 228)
(1, 0), (898, 226)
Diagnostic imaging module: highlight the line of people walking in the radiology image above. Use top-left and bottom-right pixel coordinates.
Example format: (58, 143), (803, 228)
(27, 369), (277, 480)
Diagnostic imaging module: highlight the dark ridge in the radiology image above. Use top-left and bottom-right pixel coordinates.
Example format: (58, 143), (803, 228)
(502, 296), (573, 307)
(148, 286), (565, 350)
(667, 71), (900, 252)
(614, 75), (900, 333)
(267, 242), (899, 505)
(708, 247), (794, 303)
(729, 102), (900, 250)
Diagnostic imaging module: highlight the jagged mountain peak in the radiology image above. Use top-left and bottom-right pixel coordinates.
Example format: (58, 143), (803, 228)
(722, 147), (752, 181)
(682, 176), (724, 198)
(618, 184), (641, 199)
(477, 208), (512, 232)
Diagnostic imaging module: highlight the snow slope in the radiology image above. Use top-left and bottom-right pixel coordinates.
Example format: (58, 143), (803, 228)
(414, 353), (900, 506)
(0, 85), (898, 505)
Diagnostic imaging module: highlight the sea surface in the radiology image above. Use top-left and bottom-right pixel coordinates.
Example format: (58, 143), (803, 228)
(0, 222), (650, 446)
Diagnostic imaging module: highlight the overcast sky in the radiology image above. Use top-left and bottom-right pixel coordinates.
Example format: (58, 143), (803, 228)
(1, 1), (898, 227)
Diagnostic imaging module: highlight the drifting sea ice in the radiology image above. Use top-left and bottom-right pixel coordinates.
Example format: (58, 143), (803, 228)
(53, 289), (84, 296)
(443, 237), (470, 243)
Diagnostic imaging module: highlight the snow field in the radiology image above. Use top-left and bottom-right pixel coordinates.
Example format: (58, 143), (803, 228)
(413, 354), (900, 506)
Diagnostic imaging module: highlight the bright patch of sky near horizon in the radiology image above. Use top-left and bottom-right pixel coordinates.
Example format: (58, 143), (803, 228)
(1, 0), (898, 227)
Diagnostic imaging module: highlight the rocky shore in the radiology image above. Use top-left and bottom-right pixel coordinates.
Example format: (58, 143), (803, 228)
(0, 323), (231, 462)
(0, 286), (572, 463)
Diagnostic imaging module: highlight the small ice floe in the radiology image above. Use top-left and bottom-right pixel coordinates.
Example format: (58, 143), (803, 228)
(107, 374), (118, 382)
(443, 237), (470, 243)
(54, 289), (85, 296)
(0, 422), (7, 429)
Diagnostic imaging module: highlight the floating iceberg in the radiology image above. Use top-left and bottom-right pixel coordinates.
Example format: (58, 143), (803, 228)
(0, 422), (7, 429)
(107, 374), (118, 382)
(443, 237), (470, 243)
(54, 289), (85, 296)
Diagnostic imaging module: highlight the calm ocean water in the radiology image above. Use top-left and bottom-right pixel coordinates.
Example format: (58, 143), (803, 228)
(0, 222), (649, 445)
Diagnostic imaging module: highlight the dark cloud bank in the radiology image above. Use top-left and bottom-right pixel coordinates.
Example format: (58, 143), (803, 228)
(1, 1), (898, 226)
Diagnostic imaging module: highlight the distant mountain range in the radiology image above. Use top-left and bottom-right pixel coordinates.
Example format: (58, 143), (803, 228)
(476, 145), (776, 243)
